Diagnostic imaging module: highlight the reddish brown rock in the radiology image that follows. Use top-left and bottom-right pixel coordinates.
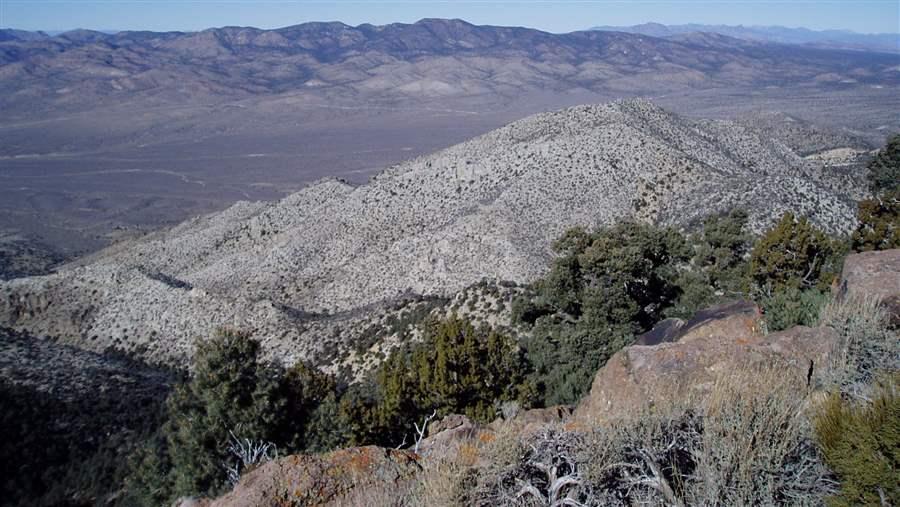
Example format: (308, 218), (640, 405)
(839, 249), (900, 324)
(634, 300), (763, 346)
(418, 413), (481, 455)
(574, 324), (838, 424)
(840, 249), (900, 300)
(205, 446), (420, 507)
(676, 299), (764, 343)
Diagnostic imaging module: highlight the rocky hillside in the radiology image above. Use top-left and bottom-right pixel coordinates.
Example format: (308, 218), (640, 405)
(0, 99), (870, 367)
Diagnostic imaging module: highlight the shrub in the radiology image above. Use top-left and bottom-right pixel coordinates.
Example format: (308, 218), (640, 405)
(814, 374), (900, 506)
(667, 209), (752, 318)
(475, 426), (596, 506)
(517, 221), (690, 405)
(819, 293), (898, 398)
(272, 361), (340, 453)
(126, 329), (344, 504)
(690, 368), (834, 506)
(760, 286), (830, 332)
(373, 316), (532, 445)
(162, 329), (281, 499)
(464, 367), (833, 506)
(748, 212), (844, 295)
(693, 209), (752, 291)
(851, 189), (900, 252)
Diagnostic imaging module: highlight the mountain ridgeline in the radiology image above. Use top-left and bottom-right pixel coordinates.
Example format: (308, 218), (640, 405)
(590, 22), (900, 53)
(2, 18), (899, 115)
(0, 99), (872, 368)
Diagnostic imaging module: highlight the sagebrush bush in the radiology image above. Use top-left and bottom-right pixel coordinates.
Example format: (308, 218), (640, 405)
(442, 367), (834, 507)
(818, 293), (898, 397)
(691, 367), (835, 506)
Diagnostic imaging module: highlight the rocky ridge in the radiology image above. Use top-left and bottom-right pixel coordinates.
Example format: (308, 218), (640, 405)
(0, 99), (869, 367)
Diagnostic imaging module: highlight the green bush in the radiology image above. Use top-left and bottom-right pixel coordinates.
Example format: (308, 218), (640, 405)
(760, 287), (830, 332)
(694, 209), (752, 289)
(163, 329), (281, 499)
(814, 374), (900, 507)
(851, 189), (900, 252)
(272, 361), (340, 453)
(667, 210), (752, 319)
(371, 315), (532, 446)
(126, 329), (346, 504)
(748, 212), (844, 295)
(516, 221), (690, 405)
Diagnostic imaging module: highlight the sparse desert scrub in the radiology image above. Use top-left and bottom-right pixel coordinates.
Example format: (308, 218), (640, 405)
(421, 366), (835, 506)
(818, 293), (898, 399)
(686, 367), (835, 506)
(813, 293), (899, 506)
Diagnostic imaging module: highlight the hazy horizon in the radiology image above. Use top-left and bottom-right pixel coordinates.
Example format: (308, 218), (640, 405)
(2, 0), (898, 35)
(5, 19), (900, 38)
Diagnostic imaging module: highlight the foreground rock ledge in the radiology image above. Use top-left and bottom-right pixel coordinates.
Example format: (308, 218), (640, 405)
(181, 446), (421, 507)
(839, 248), (900, 325)
(575, 301), (839, 424)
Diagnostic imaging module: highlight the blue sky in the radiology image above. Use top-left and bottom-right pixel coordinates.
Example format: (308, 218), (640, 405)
(1, 0), (898, 34)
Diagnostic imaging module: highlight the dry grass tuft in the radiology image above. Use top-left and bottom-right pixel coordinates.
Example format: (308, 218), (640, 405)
(818, 292), (898, 398)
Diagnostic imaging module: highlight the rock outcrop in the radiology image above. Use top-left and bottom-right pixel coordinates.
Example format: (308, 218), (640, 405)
(839, 249), (900, 325)
(575, 321), (839, 424)
(634, 299), (762, 346)
(199, 446), (420, 507)
(577, 250), (900, 423)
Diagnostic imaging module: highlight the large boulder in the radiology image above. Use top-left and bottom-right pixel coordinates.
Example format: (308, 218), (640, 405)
(575, 323), (839, 424)
(417, 413), (481, 456)
(634, 299), (763, 346)
(204, 446), (420, 507)
(839, 249), (900, 325)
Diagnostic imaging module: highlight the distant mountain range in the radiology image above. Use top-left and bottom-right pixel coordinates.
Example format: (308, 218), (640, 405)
(1, 18), (899, 116)
(590, 23), (900, 53)
(0, 18), (897, 277)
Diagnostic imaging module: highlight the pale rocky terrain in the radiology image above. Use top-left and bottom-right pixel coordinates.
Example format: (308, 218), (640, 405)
(0, 99), (871, 369)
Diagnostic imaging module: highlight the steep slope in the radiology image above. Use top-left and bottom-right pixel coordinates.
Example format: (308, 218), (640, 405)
(0, 99), (867, 367)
